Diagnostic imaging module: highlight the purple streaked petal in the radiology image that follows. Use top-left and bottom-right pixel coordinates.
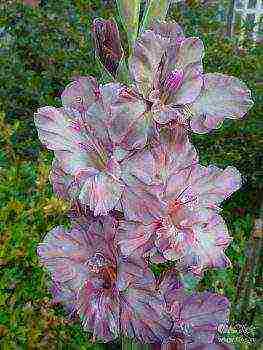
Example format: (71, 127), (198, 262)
(150, 22), (184, 44)
(61, 76), (100, 113)
(77, 281), (120, 342)
(50, 159), (80, 201)
(171, 64), (203, 105)
(185, 164), (242, 208)
(109, 87), (151, 150)
(159, 270), (230, 344)
(164, 69), (184, 92)
(79, 172), (124, 216)
(179, 292), (230, 343)
(121, 289), (173, 343)
(34, 106), (108, 176)
(152, 129), (198, 185)
(152, 106), (185, 125)
(120, 148), (165, 223)
(119, 260), (173, 343)
(129, 30), (165, 96)
(37, 226), (90, 290)
(158, 269), (186, 309)
(116, 221), (156, 257)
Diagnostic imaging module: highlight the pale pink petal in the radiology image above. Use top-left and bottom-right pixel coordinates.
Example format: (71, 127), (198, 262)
(152, 105), (185, 125)
(61, 76), (100, 113)
(116, 221), (156, 257)
(77, 282), (120, 342)
(150, 22), (184, 44)
(176, 38), (205, 71)
(180, 292), (230, 343)
(159, 270), (230, 344)
(50, 159), (80, 201)
(79, 172), (124, 216)
(129, 30), (165, 96)
(34, 106), (108, 176)
(118, 256), (172, 343)
(37, 226), (90, 290)
(120, 148), (165, 223)
(190, 73), (253, 133)
(185, 164), (242, 208)
(182, 213), (232, 273)
(109, 87), (151, 150)
(171, 63), (203, 105)
(152, 130), (198, 185)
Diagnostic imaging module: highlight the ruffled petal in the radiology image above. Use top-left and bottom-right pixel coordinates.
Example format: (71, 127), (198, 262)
(190, 73), (253, 133)
(34, 106), (108, 176)
(180, 292), (230, 343)
(158, 269), (186, 308)
(61, 76), (100, 113)
(77, 282), (120, 342)
(159, 270), (230, 344)
(37, 226), (90, 290)
(176, 37), (204, 71)
(181, 212), (232, 274)
(121, 149), (165, 223)
(171, 63), (203, 105)
(50, 158), (80, 201)
(183, 164), (242, 209)
(152, 129), (198, 185)
(79, 171), (124, 216)
(129, 30), (165, 96)
(117, 257), (172, 343)
(152, 105), (185, 125)
(116, 221), (156, 257)
(121, 181), (164, 223)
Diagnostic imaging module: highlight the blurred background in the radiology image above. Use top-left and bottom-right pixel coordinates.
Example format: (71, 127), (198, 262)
(0, 0), (262, 348)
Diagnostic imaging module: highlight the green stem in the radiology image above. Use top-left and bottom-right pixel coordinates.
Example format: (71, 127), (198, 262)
(121, 338), (152, 350)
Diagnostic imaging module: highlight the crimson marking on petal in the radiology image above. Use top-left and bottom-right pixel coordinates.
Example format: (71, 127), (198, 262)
(164, 69), (184, 92)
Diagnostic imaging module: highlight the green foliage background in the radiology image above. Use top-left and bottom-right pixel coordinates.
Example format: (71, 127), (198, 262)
(0, 1), (262, 348)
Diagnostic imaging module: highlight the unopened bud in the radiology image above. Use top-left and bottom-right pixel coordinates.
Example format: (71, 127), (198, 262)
(92, 19), (123, 77)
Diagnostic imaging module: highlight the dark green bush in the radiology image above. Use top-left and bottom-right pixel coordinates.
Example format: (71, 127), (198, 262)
(0, 1), (262, 348)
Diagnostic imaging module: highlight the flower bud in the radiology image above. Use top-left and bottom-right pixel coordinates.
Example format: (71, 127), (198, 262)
(92, 18), (123, 77)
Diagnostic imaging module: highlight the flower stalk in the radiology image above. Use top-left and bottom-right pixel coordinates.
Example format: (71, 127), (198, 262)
(34, 1), (253, 347)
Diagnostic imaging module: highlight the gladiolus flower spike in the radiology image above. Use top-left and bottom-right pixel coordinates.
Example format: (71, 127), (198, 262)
(34, 4), (253, 347)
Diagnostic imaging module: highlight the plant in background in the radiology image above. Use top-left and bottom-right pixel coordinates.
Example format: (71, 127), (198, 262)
(34, 0), (253, 348)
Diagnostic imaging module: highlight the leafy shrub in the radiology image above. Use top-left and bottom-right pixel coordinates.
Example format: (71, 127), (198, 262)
(0, 0), (262, 348)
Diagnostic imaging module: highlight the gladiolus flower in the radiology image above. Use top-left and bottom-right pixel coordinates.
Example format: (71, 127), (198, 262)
(117, 130), (242, 274)
(108, 22), (253, 150)
(37, 216), (172, 342)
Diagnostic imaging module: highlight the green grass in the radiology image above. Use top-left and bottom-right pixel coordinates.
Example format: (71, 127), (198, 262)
(0, 1), (262, 348)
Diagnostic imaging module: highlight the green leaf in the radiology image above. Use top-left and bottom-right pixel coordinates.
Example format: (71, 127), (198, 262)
(179, 271), (201, 294)
(117, 57), (132, 85)
(121, 337), (151, 350)
(95, 56), (115, 84)
(141, 0), (171, 32)
(115, 0), (141, 48)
